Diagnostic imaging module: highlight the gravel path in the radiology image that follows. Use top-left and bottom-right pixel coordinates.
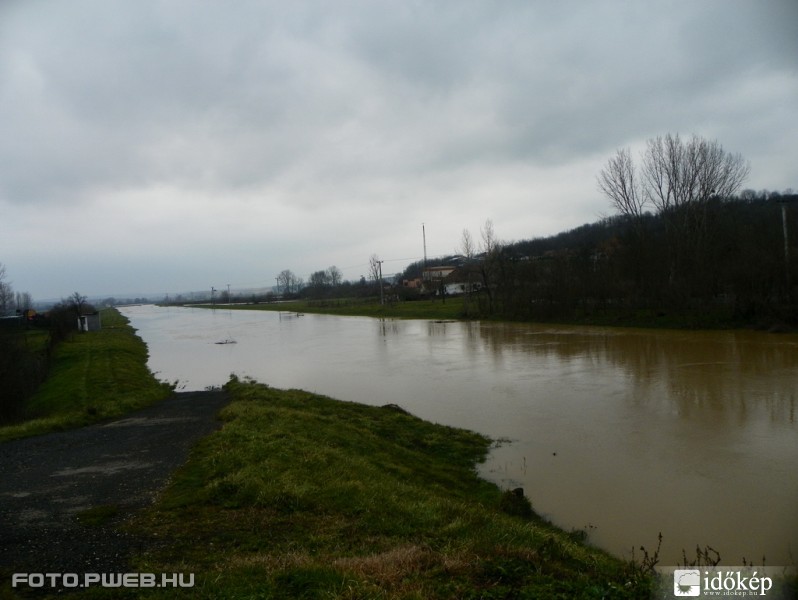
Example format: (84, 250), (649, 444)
(0, 391), (229, 583)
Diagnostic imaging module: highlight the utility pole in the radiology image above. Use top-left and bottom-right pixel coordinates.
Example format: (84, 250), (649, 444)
(422, 223), (428, 287)
(227, 283), (231, 305)
(422, 223), (428, 268)
(377, 260), (385, 305)
(211, 287), (216, 308)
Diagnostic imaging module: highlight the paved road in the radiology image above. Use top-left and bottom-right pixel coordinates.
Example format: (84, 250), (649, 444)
(0, 391), (229, 578)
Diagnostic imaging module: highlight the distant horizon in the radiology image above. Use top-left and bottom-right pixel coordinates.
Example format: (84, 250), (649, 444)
(18, 187), (798, 304)
(2, 1), (796, 300)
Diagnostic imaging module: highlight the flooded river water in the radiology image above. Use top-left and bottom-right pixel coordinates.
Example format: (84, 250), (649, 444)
(121, 304), (798, 564)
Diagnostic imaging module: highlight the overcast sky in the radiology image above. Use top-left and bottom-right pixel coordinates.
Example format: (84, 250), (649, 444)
(1, 1), (796, 300)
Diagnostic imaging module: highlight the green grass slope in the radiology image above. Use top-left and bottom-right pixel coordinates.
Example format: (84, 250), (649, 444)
(0, 308), (173, 441)
(126, 377), (653, 599)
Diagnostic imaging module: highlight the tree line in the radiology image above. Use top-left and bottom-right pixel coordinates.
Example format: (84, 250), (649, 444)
(0, 269), (94, 424)
(462, 134), (795, 326)
(162, 133), (797, 328)
(476, 194), (794, 324)
(277, 264), (394, 302)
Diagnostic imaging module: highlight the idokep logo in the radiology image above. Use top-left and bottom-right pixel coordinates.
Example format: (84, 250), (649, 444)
(673, 569), (701, 596)
(661, 566), (783, 598)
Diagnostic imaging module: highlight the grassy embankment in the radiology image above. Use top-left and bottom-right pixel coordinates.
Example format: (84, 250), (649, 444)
(202, 297), (751, 329)
(123, 376), (654, 598)
(0, 307), (173, 442)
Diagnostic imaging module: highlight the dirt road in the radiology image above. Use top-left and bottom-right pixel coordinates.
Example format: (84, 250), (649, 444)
(0, 391), (228, 580)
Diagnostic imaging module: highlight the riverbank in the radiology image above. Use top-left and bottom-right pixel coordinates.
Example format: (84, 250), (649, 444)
(123, 376), (655, 598)
(190, 297), (788, 331)
(4, 304), (794, 596)
(0, 307), (657, 596)
(199, 297), (470, 321)
(0, 308), (173, 442)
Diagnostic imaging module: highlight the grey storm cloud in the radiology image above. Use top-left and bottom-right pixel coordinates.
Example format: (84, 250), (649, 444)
(2, 1), (788, 202)
(1, 0), (796, 298)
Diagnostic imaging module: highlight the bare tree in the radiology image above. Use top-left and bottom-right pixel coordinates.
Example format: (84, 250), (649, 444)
(599, 133), (750, 296)
(0, 263), (13, 315)
(68, 292), (89, 316)
(597, 147), (647, 221)
(478, 219), (502, 314)
(641, 133), (749, 214)
(326, 266), (342, 287)
(368, 254), (381, 283)
(15, 291), (33, 311)
(275, 270), (287, 295)
(308, 270), (331, 289)
(460, 229), (475, 259)
(599, 134), (749, 218)
(460, 229), (476, 312)
(276, 270), (302, 295)
(597, 147), (652, 299)
(480, 219), (497, 255)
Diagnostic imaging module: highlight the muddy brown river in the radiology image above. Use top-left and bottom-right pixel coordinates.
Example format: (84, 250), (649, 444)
(121, 304), (798, 565)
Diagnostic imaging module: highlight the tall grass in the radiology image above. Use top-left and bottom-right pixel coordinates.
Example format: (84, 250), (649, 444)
(125, 377), (653, 598)
(0, 308), (173, 442)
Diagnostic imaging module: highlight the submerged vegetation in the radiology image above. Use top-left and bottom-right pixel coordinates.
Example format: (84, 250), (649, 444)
(125, 376), (655, 598)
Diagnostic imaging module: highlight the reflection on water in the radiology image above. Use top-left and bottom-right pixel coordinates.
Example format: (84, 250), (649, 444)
(122, 305), (798, 564)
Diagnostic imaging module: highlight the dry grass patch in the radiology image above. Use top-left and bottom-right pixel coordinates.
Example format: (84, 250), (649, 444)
(333, 545), (471, 587)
